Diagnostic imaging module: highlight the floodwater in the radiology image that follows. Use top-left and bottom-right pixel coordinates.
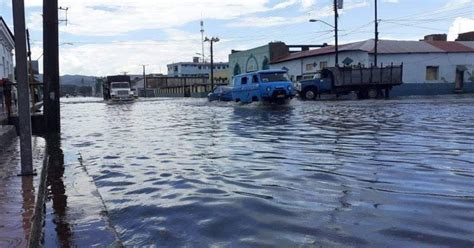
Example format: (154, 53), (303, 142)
(52, 96), (474, 247)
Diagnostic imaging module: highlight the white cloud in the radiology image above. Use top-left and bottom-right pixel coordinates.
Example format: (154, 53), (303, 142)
(20, 0), (373, 75)
(382, 0), (399, 3)
(227, 16), (307, 28)
(30, 29), (233, 76)
(24, 0), (297, 36)
(448, 17), (474, 41)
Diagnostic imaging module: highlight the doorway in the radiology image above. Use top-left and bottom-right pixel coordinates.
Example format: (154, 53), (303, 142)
(455, 68), (465, 93)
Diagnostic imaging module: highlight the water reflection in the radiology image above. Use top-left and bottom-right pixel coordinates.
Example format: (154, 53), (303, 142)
(57, 97), (474, 246)
(20, 175), (35, 242)
(44, 134), (73, 247)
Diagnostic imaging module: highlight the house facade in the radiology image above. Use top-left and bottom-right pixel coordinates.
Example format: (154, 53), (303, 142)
(0, 17), (14, 81)
(1, 17), (15, 122)
(271, 38), (474, 96)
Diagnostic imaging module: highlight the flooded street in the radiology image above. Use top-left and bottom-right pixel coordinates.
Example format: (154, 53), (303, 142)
(56, 97), (474, 247)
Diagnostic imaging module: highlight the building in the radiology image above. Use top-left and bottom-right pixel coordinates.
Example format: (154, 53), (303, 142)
(270, 35), (474, 96)
(228, 42), (328, 79)
(0, 17), (14, 81)
(1, 16), (15, 122)
(167, 57), (229, 82)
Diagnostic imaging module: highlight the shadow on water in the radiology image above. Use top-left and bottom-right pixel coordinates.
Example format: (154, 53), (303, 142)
(44, 133), (73, 247)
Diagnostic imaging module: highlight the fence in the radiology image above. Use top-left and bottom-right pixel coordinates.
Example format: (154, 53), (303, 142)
(147, 76), (229, 98)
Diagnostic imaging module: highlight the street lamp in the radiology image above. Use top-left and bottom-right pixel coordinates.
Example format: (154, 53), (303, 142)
(309, 19), (335, 28)
(204, 36), (219, 91)
(309, 17), (338, 67)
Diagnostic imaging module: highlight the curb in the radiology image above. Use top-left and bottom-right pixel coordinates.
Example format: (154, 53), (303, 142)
(27, 143), (49, 248)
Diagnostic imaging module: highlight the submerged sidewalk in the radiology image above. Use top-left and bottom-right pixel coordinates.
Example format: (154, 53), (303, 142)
(0, 136), (45, 247)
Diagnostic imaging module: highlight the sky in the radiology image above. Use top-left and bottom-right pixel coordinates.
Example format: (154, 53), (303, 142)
(0, 0), (473, 76)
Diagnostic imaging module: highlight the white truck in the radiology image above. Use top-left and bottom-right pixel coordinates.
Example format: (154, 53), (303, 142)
(103, 75), (135, 102)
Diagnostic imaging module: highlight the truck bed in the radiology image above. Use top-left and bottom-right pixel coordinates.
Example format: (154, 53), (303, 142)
(325, 64), (403, 88)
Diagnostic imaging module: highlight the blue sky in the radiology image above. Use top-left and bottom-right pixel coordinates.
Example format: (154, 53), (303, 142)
(0, 0), (473, 75)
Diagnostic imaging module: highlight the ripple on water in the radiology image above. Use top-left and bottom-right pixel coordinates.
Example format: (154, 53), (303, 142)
(60, 97), (474, 247)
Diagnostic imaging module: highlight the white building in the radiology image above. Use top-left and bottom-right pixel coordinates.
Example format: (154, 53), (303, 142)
(271, 38), (474, 96)
(0, 17), (14, 80)
(167, 58), (229, 81)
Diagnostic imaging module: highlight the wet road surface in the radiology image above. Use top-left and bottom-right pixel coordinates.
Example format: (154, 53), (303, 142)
(0, 138), (45, 248)
(53, 96), (474, 247)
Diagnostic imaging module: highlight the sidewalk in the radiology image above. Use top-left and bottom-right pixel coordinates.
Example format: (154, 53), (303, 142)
(0, 136), (45, 247)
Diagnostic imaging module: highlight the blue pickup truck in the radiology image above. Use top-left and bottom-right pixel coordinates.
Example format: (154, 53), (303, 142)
(295, 65), (403, 100)
(208, 69), (296, 104)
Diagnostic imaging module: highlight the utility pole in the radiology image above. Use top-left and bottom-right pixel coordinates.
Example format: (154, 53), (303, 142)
(43, 0), (60, 133)
(12, 0), (34, 175)
(334, 0), (339, 67)
(374, 0), (379, 66)
(204, 37), (219, 91)
(141, 64), (147, 98)
(200, 20), (205, 63)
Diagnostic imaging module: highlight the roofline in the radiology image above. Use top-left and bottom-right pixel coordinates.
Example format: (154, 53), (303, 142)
(167, 62), (229, 66)
(234, 69), (288, 76)
(0, 17), (15, 44)
(367, 51), (474, 55)
(271, 49), (474, 64)
(271, 49), (363, 64)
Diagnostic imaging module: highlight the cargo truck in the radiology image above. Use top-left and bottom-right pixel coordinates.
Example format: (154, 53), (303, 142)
(295, 64), (403, 100)
(103, 75), (135, 102)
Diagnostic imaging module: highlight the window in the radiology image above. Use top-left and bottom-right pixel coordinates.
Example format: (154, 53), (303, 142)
(320, 61), (328, 69)
(260, 72), (289, 83)
(241, 77), (248, 85)
(252, 75), (259, 83)
(306, 63), (314, 71)
(426, 66), (439, 81)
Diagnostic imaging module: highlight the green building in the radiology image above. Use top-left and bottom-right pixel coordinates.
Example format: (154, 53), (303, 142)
(228, 42), (290, 78)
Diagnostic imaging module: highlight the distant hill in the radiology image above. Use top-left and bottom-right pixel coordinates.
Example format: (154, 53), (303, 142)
(60, 75), (98, 86)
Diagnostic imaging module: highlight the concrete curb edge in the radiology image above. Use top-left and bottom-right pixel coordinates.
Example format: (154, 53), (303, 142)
(28, 145), (49, 248)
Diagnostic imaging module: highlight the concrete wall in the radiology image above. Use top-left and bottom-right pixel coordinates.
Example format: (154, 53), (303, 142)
(272, 51), (474, 85)
(373, 53), (474, 84)
(228, 44), (270, 78)
(271, 50), (474, 96)
(392, 82), (474, 96)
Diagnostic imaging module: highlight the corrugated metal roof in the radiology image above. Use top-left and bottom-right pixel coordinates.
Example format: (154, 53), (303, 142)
(424, 41), (474, 52)
(272, 39), (474, 64)
(373, 40), (443, 53)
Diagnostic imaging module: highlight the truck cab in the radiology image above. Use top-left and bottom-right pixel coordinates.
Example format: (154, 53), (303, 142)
(295, 70), (333, 100)
(110, 82), (134, 101)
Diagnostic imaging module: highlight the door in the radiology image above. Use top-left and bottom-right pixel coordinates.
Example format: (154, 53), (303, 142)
(455, 69), (464, 92)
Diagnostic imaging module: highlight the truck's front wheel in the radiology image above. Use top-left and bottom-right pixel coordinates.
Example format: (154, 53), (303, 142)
(302, 88), (318, 100)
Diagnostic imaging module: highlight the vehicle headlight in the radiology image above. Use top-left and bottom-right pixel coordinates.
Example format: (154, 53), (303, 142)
(287, 86), (292, 91)
(266, 87), (271, 92)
